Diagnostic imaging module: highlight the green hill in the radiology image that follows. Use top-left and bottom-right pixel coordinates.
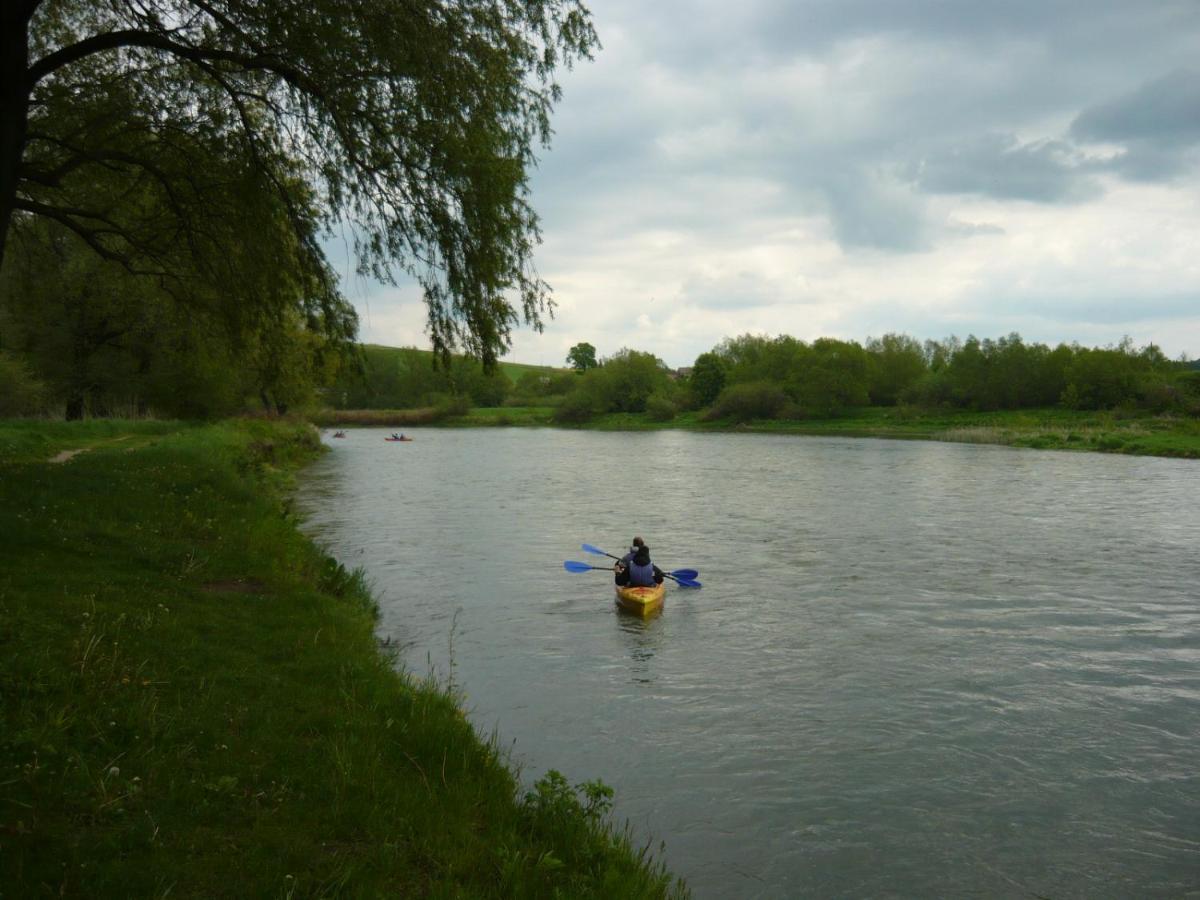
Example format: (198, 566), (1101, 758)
(327, 344), (570, 409)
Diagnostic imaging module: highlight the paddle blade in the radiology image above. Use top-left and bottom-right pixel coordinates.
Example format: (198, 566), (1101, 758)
(676, 578), (702, 589)
(581, 543), (609, 557)
(670, 568), (699, 581)
(564, 560), (598, 573)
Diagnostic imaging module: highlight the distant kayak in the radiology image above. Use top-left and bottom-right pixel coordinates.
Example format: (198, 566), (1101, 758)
(615, 582), (665, 616)
(385, 437), (413, 442)
(332, 431), (347, 439)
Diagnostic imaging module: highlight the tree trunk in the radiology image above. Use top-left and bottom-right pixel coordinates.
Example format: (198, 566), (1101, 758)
(0, 4), (35, 271)
(65, 392), (84, 421)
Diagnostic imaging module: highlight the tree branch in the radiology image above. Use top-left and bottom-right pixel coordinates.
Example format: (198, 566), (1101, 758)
(28, 28), (326, 99)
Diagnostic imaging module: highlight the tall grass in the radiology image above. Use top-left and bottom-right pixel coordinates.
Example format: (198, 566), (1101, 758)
(0, 420), (686, 897)
(310, 406), (449, 426)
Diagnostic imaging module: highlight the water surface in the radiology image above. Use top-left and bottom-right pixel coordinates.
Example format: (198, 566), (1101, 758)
(296, 428), (1200, 898)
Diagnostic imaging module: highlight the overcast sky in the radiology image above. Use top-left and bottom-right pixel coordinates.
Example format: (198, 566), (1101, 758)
(337, 0), (1200, 369)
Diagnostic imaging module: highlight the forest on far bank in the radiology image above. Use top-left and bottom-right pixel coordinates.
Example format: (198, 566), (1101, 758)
(316, 333), (1199, 427)
(5, 319), (1199, 425)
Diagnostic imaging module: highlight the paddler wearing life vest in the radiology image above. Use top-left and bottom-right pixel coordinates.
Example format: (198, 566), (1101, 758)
(613, 536), (665, 587)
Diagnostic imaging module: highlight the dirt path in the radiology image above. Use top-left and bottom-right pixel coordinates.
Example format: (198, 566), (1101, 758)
(49, 448), (91, 464)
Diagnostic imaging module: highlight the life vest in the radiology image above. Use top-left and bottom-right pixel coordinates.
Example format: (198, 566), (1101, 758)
(627, 547), (657, 586)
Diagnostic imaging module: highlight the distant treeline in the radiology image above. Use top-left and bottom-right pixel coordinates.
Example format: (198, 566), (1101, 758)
(327, 345), (522, 411)
(540, 333), (1199, 425)
(243, 333), (1200, 422)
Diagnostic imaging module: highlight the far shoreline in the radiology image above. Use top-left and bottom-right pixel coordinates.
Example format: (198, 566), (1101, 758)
(311, 405), (1200, 460)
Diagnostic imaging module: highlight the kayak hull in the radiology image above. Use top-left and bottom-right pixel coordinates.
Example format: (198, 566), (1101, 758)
(614, 582), (666, 616)
(385, 438), (413, 442)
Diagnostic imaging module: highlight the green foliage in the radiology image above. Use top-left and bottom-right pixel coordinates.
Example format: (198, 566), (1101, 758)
(553, 388), (602, 423)
(705, 380), (788, 422)
(707, 334), (868, 417)
(328, 345), (514, 409)
(788, 338), (870, 415)
(689, 351), (727, 406)
(555, 348), (672, 420)
(1, 135), (357, 419)
(567, 341), (599, 371)
(510, 369), (578, 405)
(1064, 343), (1144, 409)
(598, 349), (673, 413)
(865, 333), (926, 405)
(645, 391), (677, 422)
(5, 0), (599, 367)
(0, 350), (48, 416)
(689, 331), (1194, 422)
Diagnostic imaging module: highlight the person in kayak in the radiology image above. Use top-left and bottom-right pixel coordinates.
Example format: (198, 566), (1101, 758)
(614, 536), (664, 587)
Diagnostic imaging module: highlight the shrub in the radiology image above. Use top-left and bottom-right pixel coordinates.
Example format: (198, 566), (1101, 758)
(644, 391), (676, 422)
(552, 390), (598, 424)
(430, 393), (470, 418)
(703, 380), (788, 422)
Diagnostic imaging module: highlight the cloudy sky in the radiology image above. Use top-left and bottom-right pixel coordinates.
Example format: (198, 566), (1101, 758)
(338, 0), (1200, 369)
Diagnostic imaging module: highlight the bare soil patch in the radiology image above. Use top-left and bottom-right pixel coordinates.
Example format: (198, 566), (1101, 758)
(49, 448), (91, 464)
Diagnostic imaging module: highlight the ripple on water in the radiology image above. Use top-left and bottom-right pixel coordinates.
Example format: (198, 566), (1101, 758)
(297, 429), (1200, 898)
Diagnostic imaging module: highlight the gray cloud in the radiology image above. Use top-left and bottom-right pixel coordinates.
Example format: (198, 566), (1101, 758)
(821, 169), (931, 251)
(906, 134), (1102, 203)
(1070, 69), (1200, 181)
(347, 2), (1200, 363)
(1072, 69), (1200, 147)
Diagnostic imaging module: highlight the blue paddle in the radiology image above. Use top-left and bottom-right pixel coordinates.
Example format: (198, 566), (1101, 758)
(581, 543), (698, 581)
(563, 560), (701, 588)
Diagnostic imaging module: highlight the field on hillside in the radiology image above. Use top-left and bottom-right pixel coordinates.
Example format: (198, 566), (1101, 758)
(360, 344), (569, 383)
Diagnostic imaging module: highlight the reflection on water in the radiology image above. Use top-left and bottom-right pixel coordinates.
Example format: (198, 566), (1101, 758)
(296, 427), (1200, 898)
(617, 611), (665, 685)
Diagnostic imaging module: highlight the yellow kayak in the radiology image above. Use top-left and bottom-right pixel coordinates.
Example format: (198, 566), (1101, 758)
(614, 581), (666, 616)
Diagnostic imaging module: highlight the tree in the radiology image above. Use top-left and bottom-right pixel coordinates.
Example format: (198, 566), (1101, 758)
(865, 333), (926, 405)
(1, 151), (357, 418)
(555, 348), (671, 418)
(596, 349), (670, 413)
(689, 351), (727, 406)
(2, 0), (597, 366)
(566, 341), (598, 372)
(789, 338), (869, 415)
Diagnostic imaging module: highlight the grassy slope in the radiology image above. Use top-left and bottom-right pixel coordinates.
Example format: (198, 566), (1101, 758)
(0, 420), (684, 898)
(359, 343), (568, 384)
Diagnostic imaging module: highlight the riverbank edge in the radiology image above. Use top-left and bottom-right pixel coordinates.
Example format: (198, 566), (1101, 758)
(312, 406), (1200, 459)
(0, 419), (687, 898)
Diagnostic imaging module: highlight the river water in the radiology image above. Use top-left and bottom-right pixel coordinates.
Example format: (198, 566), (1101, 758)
(295, 428), (1200, 898)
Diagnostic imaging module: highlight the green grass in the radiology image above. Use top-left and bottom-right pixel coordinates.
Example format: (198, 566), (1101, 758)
(357, 343), (568, 386)
(0, 418), (189, 464)
(0, 419), (686, 898)
(448, 407), (556, 427)
(308, 407), (452, 427)
(497, 361), (570, 383)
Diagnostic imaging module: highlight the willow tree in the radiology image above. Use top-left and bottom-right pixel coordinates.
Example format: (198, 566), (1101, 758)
(1, 0), (596, 365)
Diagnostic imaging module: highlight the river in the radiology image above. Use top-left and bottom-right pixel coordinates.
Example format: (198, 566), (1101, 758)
(295, 427), (1200, 898)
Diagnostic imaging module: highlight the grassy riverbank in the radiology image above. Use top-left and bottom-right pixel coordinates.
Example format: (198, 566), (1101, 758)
(0, 419), (685, 897)
(327, 405), (1200, 458)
